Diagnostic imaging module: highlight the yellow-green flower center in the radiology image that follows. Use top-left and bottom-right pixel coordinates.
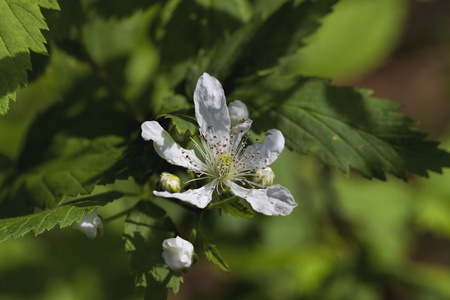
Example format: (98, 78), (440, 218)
(217, 153), (233, 177)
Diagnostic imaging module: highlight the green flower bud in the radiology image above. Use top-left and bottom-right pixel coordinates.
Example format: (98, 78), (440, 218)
(253, 167), (275, 186)
(160, 172), (181, 193)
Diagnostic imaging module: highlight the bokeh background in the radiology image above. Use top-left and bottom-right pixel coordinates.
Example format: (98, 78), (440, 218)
(1, 0), (450, 299)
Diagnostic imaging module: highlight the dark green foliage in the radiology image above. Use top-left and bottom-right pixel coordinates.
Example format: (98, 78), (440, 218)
(123, 201), (183, 297)
(1, 0), (450, 299)
(231, 74), (450, 180)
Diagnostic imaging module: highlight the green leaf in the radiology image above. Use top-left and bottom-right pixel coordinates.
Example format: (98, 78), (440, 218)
(216, 198), (254, 219)
(160, 113), (198, 136)
(92, 0), (162, 19)
(0, 191), (123, 243)
(0, 135), (125, 216)
(123, 201), (183, 297)
(231, 74), (450, 180)
(236, 0), (337, 76)
(277, 0), (408, 80)
(0, 153), (12, 172)
(203, 242), (230, 272)
(158, 0), (245, 85)
(204, 0), (337, 81)
(0, 0), (59, 115)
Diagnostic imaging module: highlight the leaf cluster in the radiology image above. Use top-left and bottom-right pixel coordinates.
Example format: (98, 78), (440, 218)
(0, 0), (449, 299)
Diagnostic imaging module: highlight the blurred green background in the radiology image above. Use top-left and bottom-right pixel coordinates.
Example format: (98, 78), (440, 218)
(1, 0), (450, 299)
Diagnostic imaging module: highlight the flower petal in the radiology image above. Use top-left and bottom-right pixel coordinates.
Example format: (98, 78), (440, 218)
(228, 100), (249, 126)
(228, 181), (297, 216)
(141, 121), (203, 170)
(194, 73), (230, 142)
(153, 181), (216, 208)
(231, 118), (252, 152)
(243, 129), (285, 169)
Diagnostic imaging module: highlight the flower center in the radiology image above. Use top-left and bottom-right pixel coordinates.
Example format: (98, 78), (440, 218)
(217, 153), (233, 178)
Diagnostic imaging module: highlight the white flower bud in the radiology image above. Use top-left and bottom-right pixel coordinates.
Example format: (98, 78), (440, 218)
(162, 236), (195, 271)
(160, 172), (181, 193)
(253, 167), (275, 186)
(228, 100), (249, 126)
(72, 208), (103, 239)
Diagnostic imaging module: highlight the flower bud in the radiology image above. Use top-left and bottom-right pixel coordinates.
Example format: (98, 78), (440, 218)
(162, 236), (195, 271)
(72, 208), (103, 239)
(160, 172), (181, 193)
(228, 100), (249, 126)
(253, 167), (275, 186)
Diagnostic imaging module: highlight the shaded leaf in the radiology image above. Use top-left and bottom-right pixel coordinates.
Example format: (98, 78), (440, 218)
(160, 113), (197, 136)
(0, 191), (123, 243)
(202, 0), (337, 82)
(233, 0), (337, 76)
(43, 0), (85, 41)
(0, 0), (59, 115)
(92, 0), (162, 19)
(123, 201), (182, 296)
(216, 198), (254, 219)
(0, 154), (12, 172)
(231, 74), (450, 180)
(0, 135), (125, 217)
(158, 0), (244, 85)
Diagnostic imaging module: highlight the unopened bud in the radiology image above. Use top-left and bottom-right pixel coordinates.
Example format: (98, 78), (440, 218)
(253, 167), (275, 186)
(162, 236), (196, 271)
(72, 208), (103, 239)
(160, 172), (181, 193)
(228, 100), (249, 127)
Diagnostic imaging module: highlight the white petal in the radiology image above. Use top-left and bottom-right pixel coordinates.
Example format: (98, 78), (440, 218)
(194, 73), (230, 143)
(153, 181), (216, 208)
(228, 182), (297, 216)
(228, 100), (249, 126)
(243, 129), (285, 169)
(141, 121), (203, 170)
(231, 118), (252, 152)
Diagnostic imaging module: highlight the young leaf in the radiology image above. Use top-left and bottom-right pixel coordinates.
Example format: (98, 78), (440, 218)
(123, 201), (182, 297)
(0, 191), (123, 243)
(203, 243), (231, 272)
(0, 0), (59, 115)
(231, 74), (450, 181)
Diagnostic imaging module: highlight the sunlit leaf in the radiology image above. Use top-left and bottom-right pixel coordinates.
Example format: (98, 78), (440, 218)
(0, 191), (123, 243)
(0, 0), (59, 115)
